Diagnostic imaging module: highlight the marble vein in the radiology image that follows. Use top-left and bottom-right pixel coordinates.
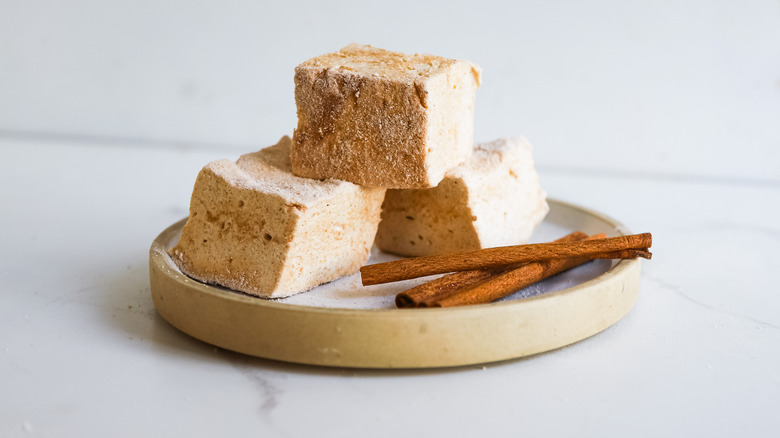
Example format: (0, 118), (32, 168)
(648, 276), (780, 331)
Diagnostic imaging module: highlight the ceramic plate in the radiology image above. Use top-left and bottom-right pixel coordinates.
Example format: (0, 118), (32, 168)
(149, 199), (641, 368)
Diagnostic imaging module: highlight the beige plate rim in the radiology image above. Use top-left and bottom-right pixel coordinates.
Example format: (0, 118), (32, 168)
(149, 198), (642, 369)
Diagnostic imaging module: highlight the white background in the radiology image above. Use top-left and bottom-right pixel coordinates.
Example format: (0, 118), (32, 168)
(1, 1), (779, 437)
(2, 0), (778, 180)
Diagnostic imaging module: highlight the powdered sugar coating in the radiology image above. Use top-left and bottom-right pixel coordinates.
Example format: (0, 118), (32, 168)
(202, 136), (349, 207)
(298, 43), (475, 84)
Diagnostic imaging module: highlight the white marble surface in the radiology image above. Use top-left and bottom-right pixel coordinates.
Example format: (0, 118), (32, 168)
(2, 136), (778, 437)
(2, 1), (779, 436)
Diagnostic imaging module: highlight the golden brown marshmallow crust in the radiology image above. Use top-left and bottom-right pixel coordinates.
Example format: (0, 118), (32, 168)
(291, 44), (482, 189)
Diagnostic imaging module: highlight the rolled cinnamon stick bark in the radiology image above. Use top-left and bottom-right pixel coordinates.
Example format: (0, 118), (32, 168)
(395, 268), (504, 308)
(425, 234), (609, 308)
(395, 231), (589, 308)
(361, 233), (652, 286)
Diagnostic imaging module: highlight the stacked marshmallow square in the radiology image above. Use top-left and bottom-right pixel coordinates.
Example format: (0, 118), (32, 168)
(170, 137), (385, 298)
(375, 137), (548, 257)
(291, 43), (482, 189)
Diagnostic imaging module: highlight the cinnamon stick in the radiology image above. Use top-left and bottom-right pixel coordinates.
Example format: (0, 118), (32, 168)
(395, 231), (590, 308)
(423, 234), (611, 308)
(361, 233), (652, 286)
(599, 248), (652, 260)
